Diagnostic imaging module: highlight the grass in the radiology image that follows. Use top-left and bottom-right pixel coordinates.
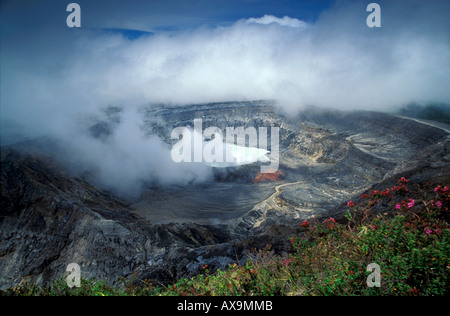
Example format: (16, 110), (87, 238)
(2, 177), (449, 296)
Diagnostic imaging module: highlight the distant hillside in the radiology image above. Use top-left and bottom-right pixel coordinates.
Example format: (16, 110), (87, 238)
(398, 103), (450, 124)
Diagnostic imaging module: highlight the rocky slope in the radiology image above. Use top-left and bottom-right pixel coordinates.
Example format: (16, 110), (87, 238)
(0, 148), (237, 287)
(1, 102), (449, 289)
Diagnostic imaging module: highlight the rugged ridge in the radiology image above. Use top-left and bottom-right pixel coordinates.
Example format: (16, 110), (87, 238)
(0, 148), (235, 287)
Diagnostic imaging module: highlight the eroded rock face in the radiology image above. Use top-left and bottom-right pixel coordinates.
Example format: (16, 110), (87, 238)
(0, 149), (234, 288)
(1, 102), (450, 289)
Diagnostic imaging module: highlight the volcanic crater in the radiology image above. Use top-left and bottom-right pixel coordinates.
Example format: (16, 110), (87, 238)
(1, 101), (450, 288)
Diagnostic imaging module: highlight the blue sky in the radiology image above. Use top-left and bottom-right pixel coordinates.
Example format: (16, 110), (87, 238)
(1, 0), (335, 34)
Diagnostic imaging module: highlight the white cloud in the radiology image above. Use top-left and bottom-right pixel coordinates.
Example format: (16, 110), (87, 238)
(245, 14), (309, 28)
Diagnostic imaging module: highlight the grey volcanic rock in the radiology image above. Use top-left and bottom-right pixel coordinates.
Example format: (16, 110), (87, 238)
(1, 102), (450, 289)
(0, 149), (232, 287)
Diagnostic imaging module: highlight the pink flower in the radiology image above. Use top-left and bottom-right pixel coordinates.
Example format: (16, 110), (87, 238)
(347, 201), (357, 207)
(407, 199), (415, 208)
(434, 186), (441, 192)
(436, 201), (443, 208)
(299, 220), (310, 228)
(425, 227), (432, 235)
(395, 204), (401, 209)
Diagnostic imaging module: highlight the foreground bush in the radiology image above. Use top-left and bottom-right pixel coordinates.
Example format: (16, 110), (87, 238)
(2, 178), (448, 296)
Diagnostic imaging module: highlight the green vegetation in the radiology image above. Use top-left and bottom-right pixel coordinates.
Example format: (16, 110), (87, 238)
(2, 178), (449, 296)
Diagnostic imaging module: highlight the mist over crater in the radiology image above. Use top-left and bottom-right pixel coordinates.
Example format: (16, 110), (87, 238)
(2, 100), (450, 288)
